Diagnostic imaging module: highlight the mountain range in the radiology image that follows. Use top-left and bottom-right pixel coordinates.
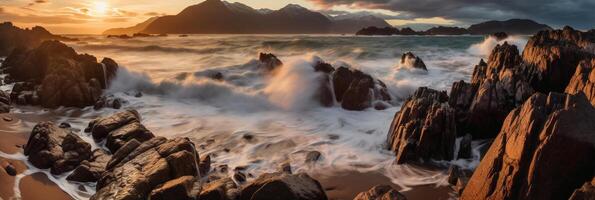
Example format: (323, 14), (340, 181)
(103, 0), (390, 35)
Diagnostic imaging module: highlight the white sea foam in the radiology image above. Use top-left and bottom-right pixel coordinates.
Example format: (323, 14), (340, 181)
(467, 35), (529, 57)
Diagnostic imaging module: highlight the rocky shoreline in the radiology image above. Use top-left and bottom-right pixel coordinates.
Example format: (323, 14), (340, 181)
(0, 21), (594, 200)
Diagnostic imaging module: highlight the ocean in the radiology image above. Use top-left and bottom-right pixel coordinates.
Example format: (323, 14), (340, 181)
(1, 34), (529, 199)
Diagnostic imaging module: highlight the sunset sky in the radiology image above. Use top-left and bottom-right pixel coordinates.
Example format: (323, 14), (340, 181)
(1, 0), (593, 34)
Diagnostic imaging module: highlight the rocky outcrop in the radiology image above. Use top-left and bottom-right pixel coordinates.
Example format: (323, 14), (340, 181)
(0, 22), (74, 56)
(258, 53), (283, 71)
(461, 92), (595, 200)
(1, 40), (119, 108)
(491, 32), (508, 41)
(569, 178), (595, 200)
(328, 66), (391, 110)
(92, 137), (201, 200)
(521, 26), (595, 93)
(24, 122), (92, 175)
(400, 52), (427, 71)
(424, 26), (469, 35)
(356, 26), (399, 35)
(239, 172), (327, 200)
(67, 149), (111, 182)
(86, 110), (154, 153)
(565, 58), (595, 106)
(353, 185), (407, 200)
(386, 87), (456, 164)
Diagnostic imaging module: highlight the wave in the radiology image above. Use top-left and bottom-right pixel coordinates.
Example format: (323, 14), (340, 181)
(467, 35), (528, 57)
(79, 44), (223, 54)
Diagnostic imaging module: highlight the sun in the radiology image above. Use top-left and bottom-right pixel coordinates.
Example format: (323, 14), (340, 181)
(92, 1), (109, 15)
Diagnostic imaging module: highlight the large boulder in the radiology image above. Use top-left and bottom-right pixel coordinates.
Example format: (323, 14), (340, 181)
(239, 172), (327, 200)
(87, 109), (143, 142)
(24, 122), (92, 175)
(521, 26), (595, 93)
(92, 137), (201, 200)
(565, 58), (595, 106)
(353, 185), (407, 200)
(67, 149), (111, 182)
(0, 22), (74, 56)
(400, 52), (427, 71)
(1, 40), (119, 108)
(334, 68), (391, 111)
(258, 53), (283, 71)
(386, 87), (456, 164)
(461, 92), (595, 200)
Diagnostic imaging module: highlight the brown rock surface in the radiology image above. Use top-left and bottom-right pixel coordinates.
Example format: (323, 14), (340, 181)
(569, 177), (595, 200)
(66, 149), (111, 182)
(353, 185), (407, 200)
(461, 92), (595, 200)
(386, 87), (456, 164)
(566, 58), (595, 106)
(400, 52), (427, 71)
(240, 172), (327, 200)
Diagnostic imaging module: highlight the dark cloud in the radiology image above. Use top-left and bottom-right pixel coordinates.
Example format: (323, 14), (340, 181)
(308, 0), (595, 29)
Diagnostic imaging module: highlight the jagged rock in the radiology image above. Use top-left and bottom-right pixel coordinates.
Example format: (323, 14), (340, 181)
(470, 59), (488, 84)
(88, 109), (141, 140)
(149, 176), (196, 200)
(67, 149), (111, 182)
(199, 154), (211, 176)
(94, 96), (126, 110)
(24, 122), (92, 175)
(400, 52), (427, 71)
(0, 90), (10, 113)
(234, 171), (247, 183)
(0, 22), (74, 56)
(324, 65), (390, 110)
(521, 26), (595, 93)
(565, 58), (595, 106)
(491, 32), (508, 41)
(239, 172), (327, 200)
(447, 165), (461, 185)
(198, 178), (237, 200)
(569, 178), (595, 200)
(1, 40), (118, 108)
(105, 121), (154, 152)
(457, 134), (472, 159)
(461, 92), (595, 200)
(353, 185), (407, 200)
(386, 87), (456, 164)
(258, 53), (283, 71)
(313, 61), (335, 74)
(92, 136), (201, 200)
(332, 66), (353, 102)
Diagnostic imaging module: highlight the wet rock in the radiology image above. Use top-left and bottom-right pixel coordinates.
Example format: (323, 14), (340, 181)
(457, 134), (472, 159)
(199, 154), (211, 176)
(569, 178), (595, 200)
(447, 165), (461, 185)
(258, 53), (283, 71)
(105, 121), (154, 152)
(149, 176), (196, 200)
(305, 151), (322, 163)
(4, 163), (16, 176)
(565, 58), (595, 106)
(92, 136), (201, 200)
(280, 162), (292, 174)
(1, 40), (118, 108)
(313, 61), (335, 74)
(0, 90), (10, 113)
(456, 176), (469, 195)
(470, 59), (488, 84)
(332, 66), (353, 102)
(400, 52), (427, 71)
(387, 87), (456, 164)
(234, 172), (247, 184)
(88, 109), (141, 140)
(239, 172), (327, 200)
(521, 26), (595, 93)
(353, 185), (407, 200)
(67, 149), (111, 182)
(24, 122), (92, 175)
(199, 178), (237, 200)
(491, 32), (508, 41)
(94, 96), (126, 110)
(315, 74), (335, 107)
(461, 92), (595, 200)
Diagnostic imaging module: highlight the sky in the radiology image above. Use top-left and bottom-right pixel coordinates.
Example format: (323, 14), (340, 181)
(1, 0), (593, 34)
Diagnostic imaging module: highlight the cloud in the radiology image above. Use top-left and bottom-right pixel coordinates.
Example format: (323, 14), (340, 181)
(308, 0), (595, 29)
(144, 12), (164, 16)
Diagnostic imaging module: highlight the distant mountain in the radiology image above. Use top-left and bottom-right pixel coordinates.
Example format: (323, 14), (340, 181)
(103, 0), (389, 34)
(103, 17), (159, 35)
(468, 19), (552, 35)
(356, 19), (552, 36)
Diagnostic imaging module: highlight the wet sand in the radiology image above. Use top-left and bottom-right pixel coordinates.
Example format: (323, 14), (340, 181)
(314, 170), (454, 200)
(0, 113), (73, 200)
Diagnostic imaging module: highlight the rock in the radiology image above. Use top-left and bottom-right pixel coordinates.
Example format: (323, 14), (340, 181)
(24, 122), (92, 175)
(199, 178), (237, 200)
(457, 134), (472, 159)
(315, 74), (335, 107)
(1, 40), (118, 108)
(149, 176), (196, 200)
(447, 165), (461, 185)
(105, 121), (154, 152)
(0, 90), (10, 113)
(67, 149), (111, 182)
(569, 178), (595, 200)
(353, 185), (407, 200)
(58, 122), (71, 128)
(521, 26), (595, 93)
(313, 61), (335, 74)
(239, 172), (327, 200)
(491, 32), (508, 41)
(280, 162), (292, 174)
(199, 154), (211, 176)
(234, 172), (247, 184)
(400, 52), (427, 71)
(258, 53), (283, 71)
(94, 96), (126, 110)
(356, 26), (399, 36)
(456, 176), (469, 195)
(565, 58), (595, 106)
(332, 66), (354, 102)
(0, 22), (73, 56)
(461, 92), (595, 200)
(425, 26), (469, 35)
(305, 151), (321, 163)
(470, 59), (488, 84)
(341, 71), (374, 110)
(92, 136), (201, 200)
(386, 87), (456, 164)
(88, 109), (141, 140)
(4, 163), (16, 176)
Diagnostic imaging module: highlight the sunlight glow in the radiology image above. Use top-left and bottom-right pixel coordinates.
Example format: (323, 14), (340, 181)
(93, 1), (109, 15)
